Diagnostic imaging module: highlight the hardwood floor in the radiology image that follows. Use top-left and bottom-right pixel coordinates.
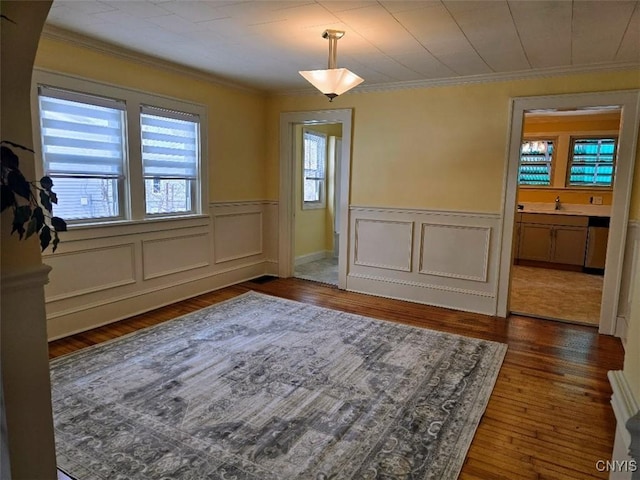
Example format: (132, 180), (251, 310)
(49, 277), (624, 479)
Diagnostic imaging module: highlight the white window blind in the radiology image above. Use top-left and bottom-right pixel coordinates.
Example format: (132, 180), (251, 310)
(140, 106), (200, 215)
(38, 86), (126, 220)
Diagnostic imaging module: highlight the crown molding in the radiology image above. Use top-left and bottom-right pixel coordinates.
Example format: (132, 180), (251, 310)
(40, 24), (264, 96)
(279, 62), (640, 97)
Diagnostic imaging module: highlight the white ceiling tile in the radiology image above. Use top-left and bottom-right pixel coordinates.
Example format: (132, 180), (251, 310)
(158, 1), (230, 23)
(615, 3), (640, 62)
(572, 1), (638, 64)
(443, 0), (530, 72)
(393, 3), (491, 75)
(100, 0), (171, 18)
(508, 1), (572, 69)
(145, 13), (209, 33)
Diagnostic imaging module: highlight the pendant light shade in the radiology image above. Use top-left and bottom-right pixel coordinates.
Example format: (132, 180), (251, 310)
(299, 30), (363, 101)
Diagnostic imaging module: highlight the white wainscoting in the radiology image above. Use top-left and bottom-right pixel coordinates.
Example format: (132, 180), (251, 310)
(617, 220), (640, 344)
(347, 206), (501, 315)
(44, 201), (278, 340)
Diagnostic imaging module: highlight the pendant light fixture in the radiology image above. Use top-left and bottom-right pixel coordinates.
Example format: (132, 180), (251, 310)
(299, 30), (364, 102)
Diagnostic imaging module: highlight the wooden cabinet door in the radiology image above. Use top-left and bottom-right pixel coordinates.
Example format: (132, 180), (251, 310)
(518, 224), (552, 261)
(551, 226), (588, 265)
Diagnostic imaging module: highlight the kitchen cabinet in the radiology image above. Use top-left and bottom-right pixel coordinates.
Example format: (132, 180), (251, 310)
(516, 213), (588, 266)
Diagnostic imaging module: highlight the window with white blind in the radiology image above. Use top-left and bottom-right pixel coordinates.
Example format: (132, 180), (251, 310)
(38, 86), (126, 221)
(302, 129), (327, 209)
(141, 106), (199, 216)
(518, 139), (554, 186)
(35, 74), (206, 225)
(567, 137), (617, 187)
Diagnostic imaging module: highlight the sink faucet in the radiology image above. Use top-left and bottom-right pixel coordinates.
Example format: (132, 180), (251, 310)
(555, 196), (561, 210)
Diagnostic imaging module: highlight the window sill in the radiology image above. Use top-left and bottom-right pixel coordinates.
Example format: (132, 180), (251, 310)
(56, 214), (211, 243)
(302, 202), (326, 211)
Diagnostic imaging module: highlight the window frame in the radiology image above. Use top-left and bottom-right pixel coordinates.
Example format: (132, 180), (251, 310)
(32, 70), (208, 227)
(302, 128), (328, 210)
(518, 137), (556, 187)
(37, 86), (129, 223)
(140, 105), (201, 218)
(565, 135), (617, 189)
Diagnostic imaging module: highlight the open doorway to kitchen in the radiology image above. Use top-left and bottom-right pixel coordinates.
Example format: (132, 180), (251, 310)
(510, 107), (621, 326)
(497, 90), (640, 336)
(278, 109), (353, 290)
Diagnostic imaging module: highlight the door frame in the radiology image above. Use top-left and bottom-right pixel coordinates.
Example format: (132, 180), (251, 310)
(279, 109), (353, 289)
(497, 90), (640, 335)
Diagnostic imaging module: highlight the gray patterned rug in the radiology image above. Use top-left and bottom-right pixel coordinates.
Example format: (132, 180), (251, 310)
(51, 291), (506, 480)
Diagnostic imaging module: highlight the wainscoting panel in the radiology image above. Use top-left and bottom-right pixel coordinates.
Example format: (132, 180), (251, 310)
(45, 243), (136, 301)
(348, 207), (501, 315)
(354, 219), (413, 272)
(44, 201), (277, 339)
(213, 207), (263, 264)
(142, 233), (210, 280)
(419, 224), (490, 282)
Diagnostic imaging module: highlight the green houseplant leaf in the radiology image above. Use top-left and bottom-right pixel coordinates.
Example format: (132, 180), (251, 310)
(1, 141), (65, 252)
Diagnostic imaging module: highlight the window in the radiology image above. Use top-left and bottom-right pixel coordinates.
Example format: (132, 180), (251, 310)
(518, 139), (554, 186)
(141, 106), (199, 215)
(567, 137), (616, 187)
(38, 86), (126, 221)
(35, 73), (206, 225)
(302, 129), (327, 208)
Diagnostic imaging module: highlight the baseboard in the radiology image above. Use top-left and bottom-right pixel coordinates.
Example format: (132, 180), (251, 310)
(346, 273), (496, 316)
(295, 251), (332, 266)
(46, 261), (272, 340)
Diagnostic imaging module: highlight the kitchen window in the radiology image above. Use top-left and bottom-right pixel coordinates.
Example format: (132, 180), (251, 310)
(302, 129), (327, 209)
(34, 72), (206, 225)
(567, 137), (616, 187)
(518, 139), (555, 186)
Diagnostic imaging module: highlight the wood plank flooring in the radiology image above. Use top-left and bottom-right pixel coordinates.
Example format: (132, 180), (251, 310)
(49, 277), (625, 479)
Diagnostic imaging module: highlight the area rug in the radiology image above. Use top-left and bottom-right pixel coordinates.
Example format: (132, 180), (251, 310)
(50, 291), (507, 480)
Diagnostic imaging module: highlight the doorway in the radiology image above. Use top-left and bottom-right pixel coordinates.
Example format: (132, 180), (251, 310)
(509, 107), (621, 326)
(278, 109), (353, 290)
(497, 90), (640, 336)
(293, 124), (342, 286)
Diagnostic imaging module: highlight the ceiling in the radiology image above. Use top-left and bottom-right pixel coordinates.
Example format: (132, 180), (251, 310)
(44, 0), (640, 94)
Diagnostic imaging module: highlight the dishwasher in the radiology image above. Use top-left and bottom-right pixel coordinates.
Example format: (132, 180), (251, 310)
(585, 216), (610, 271)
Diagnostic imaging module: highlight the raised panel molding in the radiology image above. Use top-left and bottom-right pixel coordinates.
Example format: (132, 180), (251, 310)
(214, 211), (263, 263)
(354, 219), (413, 272)
(142, 233), (210, 280)
(45, 243), (136, 302)
(419, 224), (490, 282)
(348, 206), (500, 315)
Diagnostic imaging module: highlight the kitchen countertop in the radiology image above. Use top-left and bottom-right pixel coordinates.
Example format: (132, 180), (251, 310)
(517, 202), (611, 218)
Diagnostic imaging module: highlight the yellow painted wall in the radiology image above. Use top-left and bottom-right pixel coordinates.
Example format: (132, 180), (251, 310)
(34, 37), (267, 202)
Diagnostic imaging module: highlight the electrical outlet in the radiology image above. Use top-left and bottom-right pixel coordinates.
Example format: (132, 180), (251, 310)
(593, 196), (603, 205)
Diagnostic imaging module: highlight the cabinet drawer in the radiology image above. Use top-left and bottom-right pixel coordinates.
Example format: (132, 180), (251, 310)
(520, 213), (588, 227)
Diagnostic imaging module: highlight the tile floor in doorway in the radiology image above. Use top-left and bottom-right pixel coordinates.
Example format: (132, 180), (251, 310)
(294, 257), (338, 286)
